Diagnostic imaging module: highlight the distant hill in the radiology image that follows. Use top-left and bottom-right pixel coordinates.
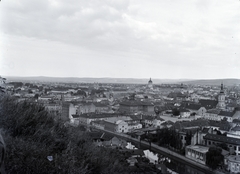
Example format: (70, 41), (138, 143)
(5, 76), (240, 86)
(181, 79), (240, 86)
(5, 76), (190, 84)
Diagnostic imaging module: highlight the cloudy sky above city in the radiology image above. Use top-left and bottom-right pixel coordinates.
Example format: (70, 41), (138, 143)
(0, 0), (240, 79)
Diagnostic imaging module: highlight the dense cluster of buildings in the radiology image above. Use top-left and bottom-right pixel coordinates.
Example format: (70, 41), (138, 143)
(3, 78), (240, 173)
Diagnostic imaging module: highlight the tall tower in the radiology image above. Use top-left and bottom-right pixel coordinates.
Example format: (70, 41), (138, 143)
(148, 78), (153, 90)
(217, 83), (226, 110)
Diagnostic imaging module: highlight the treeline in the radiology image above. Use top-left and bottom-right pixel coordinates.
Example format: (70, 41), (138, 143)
(0, 95), (158, 174)
(143, 128), (192, 155)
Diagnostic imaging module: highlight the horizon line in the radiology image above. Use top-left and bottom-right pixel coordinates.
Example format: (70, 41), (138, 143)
(3, 75), (240, 80)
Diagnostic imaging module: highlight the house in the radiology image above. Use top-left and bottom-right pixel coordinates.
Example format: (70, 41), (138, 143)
(93, 102), (110, 113)
(143, 116), (155, 127)
(44, 103), (62, 115)
(167, 92), (187, 101)
(160, 120), (174, 129)
(226, 155), (240, 173)
(198, 99), (218, 110)
(185, 145), (209, 165)
(127, 122), (143, 132)
(203, 109), (221, 121)
(103, 120), (129, 133)
(115, 120), (129, 133)
(191, 127), (213, 146)
(185, 104), (206, 117)
(172, 119), (209, 132)
(91, 120), (105, 130)
(204, 134), (240, 155)
(226, 103), (238, 112)
(91, 119), (129, 133)
(119, 100), (154, 115)
(101, 136), (127, 148)
(227, 126), (240, 139)
(233, 107), (240, 120)
(89, 132), (114, 143)
(152, 116), (165, 128)
(38, 95), (55, 103)
(70, 114), (80, 125)
(179, 108), (191, 118)
(218, 111), (235, 122)
(77, 103), (96, 114)
(79, 113), (114, 125)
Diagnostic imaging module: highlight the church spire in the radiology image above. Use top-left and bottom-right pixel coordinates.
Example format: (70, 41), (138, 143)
(220, 82), (224, 93)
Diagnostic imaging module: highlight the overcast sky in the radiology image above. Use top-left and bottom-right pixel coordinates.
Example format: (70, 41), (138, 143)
(0, 0), (240, 79)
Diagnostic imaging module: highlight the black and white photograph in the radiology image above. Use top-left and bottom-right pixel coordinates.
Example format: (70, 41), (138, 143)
(0, 0), (240, 173)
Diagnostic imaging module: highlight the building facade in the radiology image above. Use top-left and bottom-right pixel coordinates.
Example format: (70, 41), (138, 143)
(185, 145), (209, 165)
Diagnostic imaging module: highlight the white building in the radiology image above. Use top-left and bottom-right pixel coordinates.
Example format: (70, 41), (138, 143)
(227, 155), (240, 173)
(185, 145), (209, 165)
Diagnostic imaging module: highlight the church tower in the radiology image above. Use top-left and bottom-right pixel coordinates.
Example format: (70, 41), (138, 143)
(217, 83), (226, 110)
(148, 78), (153, 90)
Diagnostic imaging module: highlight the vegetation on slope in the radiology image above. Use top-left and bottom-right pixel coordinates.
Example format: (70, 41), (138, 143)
(0, 95), (159, 174)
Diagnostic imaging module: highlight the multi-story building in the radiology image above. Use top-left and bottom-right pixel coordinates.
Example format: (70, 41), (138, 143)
(204, 134), (240, 155)
(185, 145), (209, 165)
(119, 100), (154, 115)
(226, 155), (240, 173)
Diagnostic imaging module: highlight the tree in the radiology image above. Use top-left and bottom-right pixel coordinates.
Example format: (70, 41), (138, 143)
(1, 95), (154, 173)
(34, 94), (39, 99)
(0, 76), (6, 93)
(28, 89), (33, 94)
(172, 108), (180, 116)
(217, 143), (228, 151)
(154, 106), (160, 116)
(185, 131), (192, 146)
(206, 147), (224, 170)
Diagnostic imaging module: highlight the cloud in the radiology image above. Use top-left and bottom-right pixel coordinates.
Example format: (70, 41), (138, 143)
(0, 0), (240, 78)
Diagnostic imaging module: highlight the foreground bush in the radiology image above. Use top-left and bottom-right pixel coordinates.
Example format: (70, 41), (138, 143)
(0, 96), (159, 174)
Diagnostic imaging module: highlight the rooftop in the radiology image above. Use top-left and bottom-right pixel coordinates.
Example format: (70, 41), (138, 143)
(120, 100), (154, 106)
(227, 155), (240, 162)
(186, 145), (209, 153)
(218, 111), (235, 117)
(204, 133), (240, 145)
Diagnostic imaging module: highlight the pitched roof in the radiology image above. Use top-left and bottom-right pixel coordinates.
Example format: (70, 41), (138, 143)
(79, 113), (118, 119)
(167, 92), (186, 98)
(72, 114), (80, 118)
(199, 99), (218, 109)
(173, 119), (209, 130)
(88, 131), (114, 141)
(93, 102), (108, 107)
(201, 127), (210, 134)
(185, 104), (202, 110)
(179, 108), (190, 112)
(218, 111), (235, 117)
(204, 133), (240, 145)
(120, 100), (154, 106)
(231, 126), (240, 131)
(206, 109), (221, 114)
(156, 116), (165, 121)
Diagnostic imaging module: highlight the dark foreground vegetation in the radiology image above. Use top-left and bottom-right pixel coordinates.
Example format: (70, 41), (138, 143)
(0, 95), (160, 174)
